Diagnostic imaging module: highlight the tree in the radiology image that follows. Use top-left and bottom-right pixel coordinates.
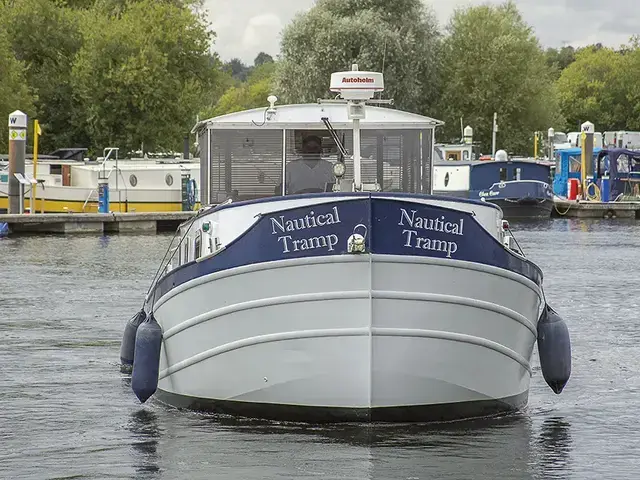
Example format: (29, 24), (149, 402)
(254, 52), (273, 66)
(201, 61), (277, 118)
(274, 0), (442, 114)
(70, 0), (222, 153)
(0, 27), (36, 153)
(1, 0), (84, 150)
(223, 58), (251, 82)
(557, 44), (636, 132)
(438, 1), (563, 154)
(545, 46), (577, 79)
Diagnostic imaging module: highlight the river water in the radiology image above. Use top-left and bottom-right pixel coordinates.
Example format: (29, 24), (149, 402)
(1, 218), (638, 479)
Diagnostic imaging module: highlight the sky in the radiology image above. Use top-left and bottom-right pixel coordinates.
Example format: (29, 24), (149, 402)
(202, 0), (639, 64)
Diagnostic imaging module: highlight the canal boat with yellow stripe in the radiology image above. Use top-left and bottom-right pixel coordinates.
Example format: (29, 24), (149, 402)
(0, 147), (201, 213)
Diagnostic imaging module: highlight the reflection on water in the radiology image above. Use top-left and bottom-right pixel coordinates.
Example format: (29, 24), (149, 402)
(128, 409), (161, 476)
(535, 417), (573, 479)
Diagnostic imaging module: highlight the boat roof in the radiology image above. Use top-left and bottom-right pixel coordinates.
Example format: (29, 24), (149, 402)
(599, 147), (640, 157)
(192, 102), (444, 134)
(554, 147), (603, 155)
(434, 159), (551, 167)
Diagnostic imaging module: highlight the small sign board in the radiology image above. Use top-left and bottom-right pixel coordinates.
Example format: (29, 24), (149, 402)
(8, 110), (27, 128)
(581, 121), (595, 134)
(14, 173), (31, 185)
(23, 173), (38, 184)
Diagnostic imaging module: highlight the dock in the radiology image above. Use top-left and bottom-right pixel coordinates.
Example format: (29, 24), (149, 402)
(0, 211), (198, 235)
(552, 199), (640, 218)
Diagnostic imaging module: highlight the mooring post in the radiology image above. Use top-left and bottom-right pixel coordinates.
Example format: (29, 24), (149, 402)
(581, 121), (595, 200)
(8, 110), (27, 214)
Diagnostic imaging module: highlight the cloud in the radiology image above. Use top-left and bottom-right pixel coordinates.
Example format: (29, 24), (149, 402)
(241, 14), (283, 55)
(202, 0), (640, 64)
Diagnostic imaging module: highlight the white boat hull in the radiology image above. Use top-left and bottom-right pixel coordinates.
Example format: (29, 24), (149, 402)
(152, 211), (541, 422)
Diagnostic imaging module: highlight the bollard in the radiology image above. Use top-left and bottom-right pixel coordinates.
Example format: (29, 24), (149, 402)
(98, 176), (110, 213)
(8, 110), (27, 214)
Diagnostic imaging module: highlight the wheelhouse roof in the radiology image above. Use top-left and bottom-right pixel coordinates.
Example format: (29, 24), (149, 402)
(192, 102), (444, 134)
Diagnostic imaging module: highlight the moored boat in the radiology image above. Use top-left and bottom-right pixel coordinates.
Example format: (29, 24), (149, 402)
(0, 147), (200, 213)
(120, 65), (571, 423)
(433, 150), (554, 219)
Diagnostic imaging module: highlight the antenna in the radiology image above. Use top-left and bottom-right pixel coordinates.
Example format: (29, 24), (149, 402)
(379, 38), (387, 100)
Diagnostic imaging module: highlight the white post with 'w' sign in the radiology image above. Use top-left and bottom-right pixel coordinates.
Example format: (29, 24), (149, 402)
(8, 110), (27, 214)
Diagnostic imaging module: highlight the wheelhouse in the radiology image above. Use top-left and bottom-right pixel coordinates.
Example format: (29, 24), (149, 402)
(192, 102), (443, 205)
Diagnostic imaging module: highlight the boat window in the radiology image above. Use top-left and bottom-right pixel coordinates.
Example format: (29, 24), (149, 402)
(618, 154), (630, 174)
(205, 127), (434, 200)
(183, 241), (189, 264)
(208, 129), (284, 202)
(599, 154), (609, 174)
(569, 155), (581, 173)
(499, 168), (507, 181)
(165, 174), (174, 186)
(513, 168), (521, 181)
(282, 128), (431, 194)
(554, 152), (562, 173)
(129, 174), (137, 187)
(194, 232), (202, 259)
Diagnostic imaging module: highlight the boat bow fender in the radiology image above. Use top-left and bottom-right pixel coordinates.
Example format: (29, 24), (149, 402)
(131, 313), (163, 403)
(119, 309), (147, 366)
(537, 304), (572, 394)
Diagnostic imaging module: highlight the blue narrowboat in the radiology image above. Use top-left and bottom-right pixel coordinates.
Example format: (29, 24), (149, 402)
(551, 147), (602, 197)
(433, 156), (554, 219)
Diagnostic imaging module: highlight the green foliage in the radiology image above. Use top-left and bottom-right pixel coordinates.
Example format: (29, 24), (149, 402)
(70, 0), (220, 153)
(1, 0), (84, 150)
(201, 62), (277, 118)
(275, 0), (441, 114)
(545, 46), (577, 79)
(0, 27), (36, 153)
(556, 47), (627, 131)
(438, 1), (563, 154)
(555, 44), (640, 132)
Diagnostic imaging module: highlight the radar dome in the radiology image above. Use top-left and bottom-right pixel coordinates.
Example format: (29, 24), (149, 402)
(495, 150), (508, 162)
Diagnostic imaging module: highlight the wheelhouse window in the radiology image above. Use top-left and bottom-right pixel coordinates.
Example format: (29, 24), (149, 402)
(499, 168), (507, 182)
(206, 127), (434, 201)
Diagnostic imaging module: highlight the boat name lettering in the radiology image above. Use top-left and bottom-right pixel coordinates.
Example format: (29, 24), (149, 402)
(479, 190), (499, 197)
(398, 208), (464, 259)
(269, 206), (342, 254)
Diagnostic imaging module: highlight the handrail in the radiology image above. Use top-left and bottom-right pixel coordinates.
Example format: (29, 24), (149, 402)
(82, 188), (96, 212)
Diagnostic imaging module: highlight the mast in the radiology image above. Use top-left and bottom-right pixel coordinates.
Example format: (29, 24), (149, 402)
(329, 64), (384, 191)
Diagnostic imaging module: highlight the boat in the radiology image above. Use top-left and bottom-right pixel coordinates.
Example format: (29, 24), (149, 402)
(0, 147), (201, 213)
(551, 146), (602, 199)
(433, 150), (555, 219)
(119, 65), (571, 423)
(593, 148), (640, 202)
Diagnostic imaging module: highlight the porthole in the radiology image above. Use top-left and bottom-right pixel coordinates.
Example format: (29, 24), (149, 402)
(129, 174), (138, 187)
(165, 174), (174, 186)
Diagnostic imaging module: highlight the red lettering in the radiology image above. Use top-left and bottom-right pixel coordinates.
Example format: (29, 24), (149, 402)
(341, 77), (375, 84)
